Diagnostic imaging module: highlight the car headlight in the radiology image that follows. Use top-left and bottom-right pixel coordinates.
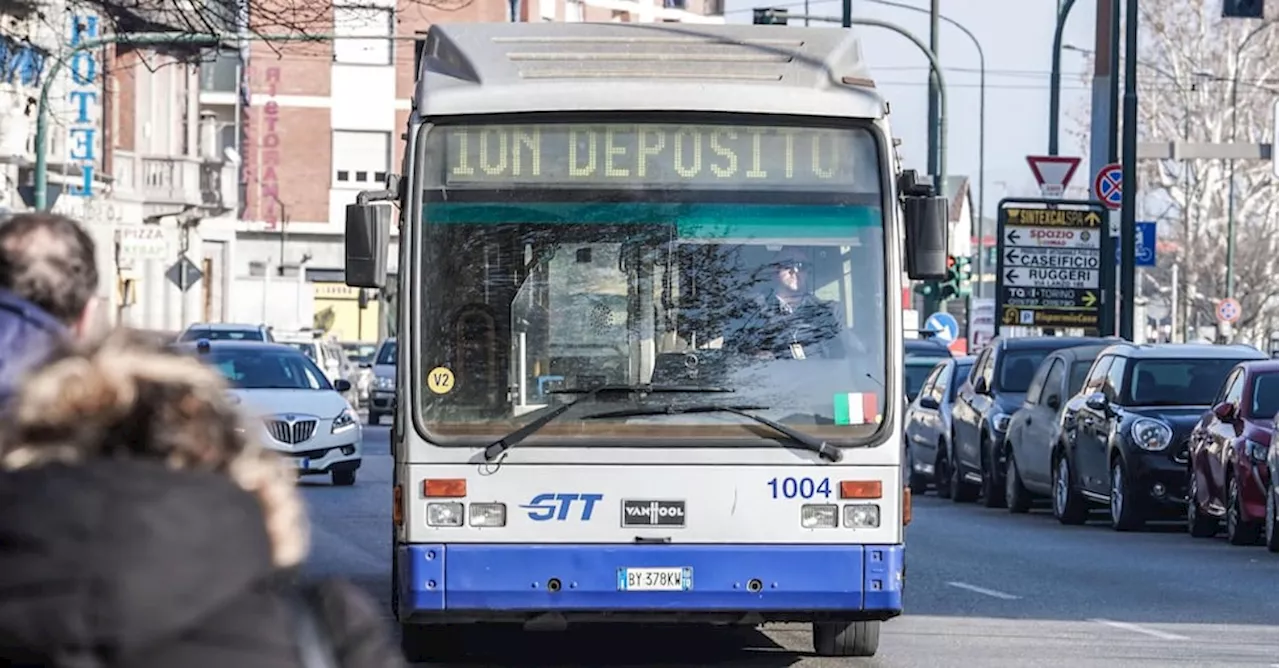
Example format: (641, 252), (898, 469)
(331, 408), (357, 433)
(1130, 418), (1172, 451)
(1245, 439), (1269, 463)
(375, 376), (395, 390)
(992, 413), (1011, 433)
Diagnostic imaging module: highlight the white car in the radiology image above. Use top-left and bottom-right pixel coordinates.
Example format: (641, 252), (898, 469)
(183, 339), (363, 485)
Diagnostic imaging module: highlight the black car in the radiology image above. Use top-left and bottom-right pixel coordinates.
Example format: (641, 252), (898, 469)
(951, 335), (1107, 507)
(1002, 343), (1111, 512)
(1053, 343), (1268, 531)
(903, 355), (975, 497)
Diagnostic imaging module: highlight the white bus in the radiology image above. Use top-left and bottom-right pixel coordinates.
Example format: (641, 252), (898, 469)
(342, 22), (948, 661)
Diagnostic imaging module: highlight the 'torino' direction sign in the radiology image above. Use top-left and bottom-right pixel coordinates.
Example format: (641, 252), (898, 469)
(996, 198), (1110, 331)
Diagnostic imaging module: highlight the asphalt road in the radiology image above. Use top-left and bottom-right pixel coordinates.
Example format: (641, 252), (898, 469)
(300, 423), (1279, 667)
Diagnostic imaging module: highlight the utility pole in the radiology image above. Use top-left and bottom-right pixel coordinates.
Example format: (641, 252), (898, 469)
(1089, 0), (1117, 336)
(1118, 0), (1138, 340)
(924, 0), (942, 317)
(842, 0), (851, 27)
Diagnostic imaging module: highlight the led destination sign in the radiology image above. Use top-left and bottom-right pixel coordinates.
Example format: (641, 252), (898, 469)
(441, 124), (874, 190)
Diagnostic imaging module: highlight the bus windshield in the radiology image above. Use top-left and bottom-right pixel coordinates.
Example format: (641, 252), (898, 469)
(416, 120), (889, 447)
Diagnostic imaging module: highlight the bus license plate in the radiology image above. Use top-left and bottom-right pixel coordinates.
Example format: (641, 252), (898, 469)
(617, 567), (692, 592)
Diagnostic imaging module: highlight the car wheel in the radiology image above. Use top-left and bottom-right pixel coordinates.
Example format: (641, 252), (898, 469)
(950, 444), (980, 503)
(1053, 454), (1088, 525)
(1266, 482), (1278, 553)
(906, 443), (929, 495)
(980, 434), (1006, 509)
(1226, 475), (1262, 546)
(1005, 450), (1032, 513)
(1186, 467), (1219, 538)
(332, 469), (357, 486)
(934, 445), (953, 499)
(368, 411), (381, 426)
(1109, 459), (1144, 532)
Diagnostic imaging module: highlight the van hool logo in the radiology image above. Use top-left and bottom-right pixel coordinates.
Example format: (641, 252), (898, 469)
(622, 500), (686, 527)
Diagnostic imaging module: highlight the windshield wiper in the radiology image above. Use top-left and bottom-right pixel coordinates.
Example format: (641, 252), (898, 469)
(580, 404), (844, 463)
(481, 384), (734, 462)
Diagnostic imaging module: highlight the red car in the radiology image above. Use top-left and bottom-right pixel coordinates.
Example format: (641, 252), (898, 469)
(1187, 359), (1279, 545)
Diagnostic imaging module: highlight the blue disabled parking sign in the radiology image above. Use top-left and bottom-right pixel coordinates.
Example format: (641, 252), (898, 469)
(924, 312), (959, 343)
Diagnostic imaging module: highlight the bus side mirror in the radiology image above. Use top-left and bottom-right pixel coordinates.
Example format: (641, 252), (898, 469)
(899, 170), (949, 280)
(345, 204), (391, 289)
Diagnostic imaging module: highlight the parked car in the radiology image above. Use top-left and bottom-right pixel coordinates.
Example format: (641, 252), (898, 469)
(1268, 424), (1279, 553)
(1002, 343), (1111, 512)
(368, 337), (397, 426)
(178, 339), (363, 486)
(1054, 343), (1267, 531)
(950, 335), (1106, 507)
(1186, 359), (1278, 544)
(903, 355), (975, 497)
(341, 341), (378, 406)
(177, 322), (274, 342)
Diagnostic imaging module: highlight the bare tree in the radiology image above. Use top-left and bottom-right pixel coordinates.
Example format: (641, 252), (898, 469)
(1070, 0), (1278, 344)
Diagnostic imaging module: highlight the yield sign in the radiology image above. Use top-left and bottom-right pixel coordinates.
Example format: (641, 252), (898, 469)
(1026, 155), (1082, 189)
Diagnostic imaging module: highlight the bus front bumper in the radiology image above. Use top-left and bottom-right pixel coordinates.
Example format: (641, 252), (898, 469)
(396, 543), (903, 625)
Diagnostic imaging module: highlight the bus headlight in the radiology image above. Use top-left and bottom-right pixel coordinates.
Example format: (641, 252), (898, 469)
(801, 504), (838, 528)
(844, 503), (881, 528)
(469, 502), (507, 527)
(426, 502), (464, 527)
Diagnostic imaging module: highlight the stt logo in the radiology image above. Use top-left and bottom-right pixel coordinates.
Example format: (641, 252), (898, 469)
(520, 493), (604, 521)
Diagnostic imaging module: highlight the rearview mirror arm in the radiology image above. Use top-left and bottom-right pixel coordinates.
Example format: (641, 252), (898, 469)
(356, 173), (401, 206)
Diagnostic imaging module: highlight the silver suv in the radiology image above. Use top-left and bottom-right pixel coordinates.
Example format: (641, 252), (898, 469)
(368, 337), (396, 426)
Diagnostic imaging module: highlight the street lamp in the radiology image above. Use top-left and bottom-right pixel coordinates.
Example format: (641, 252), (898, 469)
(862, 0), (987, 296)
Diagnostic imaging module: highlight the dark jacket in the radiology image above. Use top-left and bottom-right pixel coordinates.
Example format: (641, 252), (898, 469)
(0, 459), (407, 668)
(730, 291), (842, 357)
(0, 289), (68, 405)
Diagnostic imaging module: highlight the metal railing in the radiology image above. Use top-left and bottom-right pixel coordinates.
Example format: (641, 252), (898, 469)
(113, 152), (236, 210)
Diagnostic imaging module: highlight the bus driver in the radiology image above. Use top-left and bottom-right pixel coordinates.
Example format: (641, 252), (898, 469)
(730, 247), (843, 360)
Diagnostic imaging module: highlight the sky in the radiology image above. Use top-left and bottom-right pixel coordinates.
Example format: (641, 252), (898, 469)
(720, 0), (1101, 221)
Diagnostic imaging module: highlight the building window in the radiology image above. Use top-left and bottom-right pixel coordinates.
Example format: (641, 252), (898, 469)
(333, 6), (393, 65)
(565, 0), (583, 21)
(332, 130), (390, 188)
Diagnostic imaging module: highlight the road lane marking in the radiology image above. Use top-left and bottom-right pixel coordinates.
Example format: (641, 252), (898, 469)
(1089, 618), (1189, 641)
(945, 581), (1021, 600)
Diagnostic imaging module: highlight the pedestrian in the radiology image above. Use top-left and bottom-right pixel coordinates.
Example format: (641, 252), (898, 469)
(0, 328), (409, 668)
(0, 212), (100, 404)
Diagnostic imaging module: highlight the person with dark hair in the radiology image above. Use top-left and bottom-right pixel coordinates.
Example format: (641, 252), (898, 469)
(730, 247), (842, 360)
(0, 329), (409, 668)
(0, 212), (100, 401)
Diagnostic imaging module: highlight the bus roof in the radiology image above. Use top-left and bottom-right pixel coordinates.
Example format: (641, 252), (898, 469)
(415, 22), (885, 120)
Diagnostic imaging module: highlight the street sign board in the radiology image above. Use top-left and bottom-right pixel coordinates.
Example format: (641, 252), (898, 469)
(166, 254), (204, 292)
(115, 225), (168, 262)
(995, 198), (1110, 332)
(1216, 297), (1241, 324)
(923, 312), (959, 343)
(1093, 163), (1123, 210)
(1112, 221), (1157, 267)
(1026, 155), (1081, 199)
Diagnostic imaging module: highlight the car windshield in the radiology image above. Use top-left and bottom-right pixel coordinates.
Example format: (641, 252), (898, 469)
(376, 341), (397, 365)
(950, 363), (973, 397)
(343, 343), (377, 365)
(1251, 371), (1278, 419)
(416, 120), (889, 446)
(998, 349), (1054, 393)
(1125, 358), (1251, 406)
(200, 349), (333, 390)
(905, 360), (940, 399)
(1069, 360), (1094, 395)
(181, 328), (263, 342)
(284, 342), (317, 360)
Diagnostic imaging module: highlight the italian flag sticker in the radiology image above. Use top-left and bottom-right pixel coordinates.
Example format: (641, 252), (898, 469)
(833, 393), (879, 425)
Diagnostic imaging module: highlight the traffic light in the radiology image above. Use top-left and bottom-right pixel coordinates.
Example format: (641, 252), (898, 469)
(753, 7), (788, 24)
(1223, 0), (1264, 18)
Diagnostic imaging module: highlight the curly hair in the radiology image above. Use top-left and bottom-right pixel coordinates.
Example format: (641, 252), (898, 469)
(0, 329), (309, 568)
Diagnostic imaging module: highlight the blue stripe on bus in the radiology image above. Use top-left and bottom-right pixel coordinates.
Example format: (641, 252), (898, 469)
(397, 543), (903, 614)
(424, 202), (883, 238)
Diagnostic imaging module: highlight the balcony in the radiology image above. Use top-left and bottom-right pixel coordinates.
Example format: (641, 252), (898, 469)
(113, 152), (239, 216)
